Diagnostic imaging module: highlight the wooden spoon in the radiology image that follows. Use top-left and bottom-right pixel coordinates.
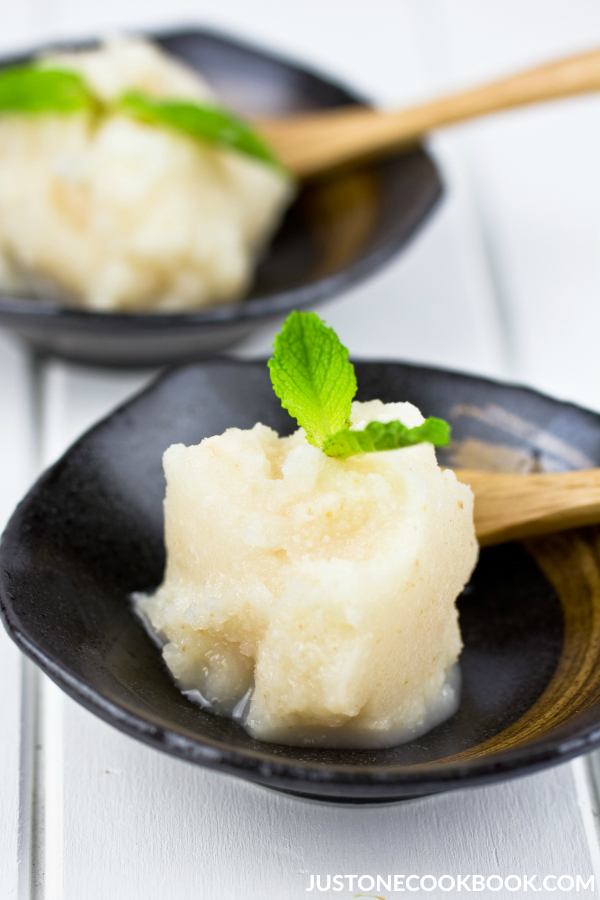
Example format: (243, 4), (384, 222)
(259, 48), (600, 178)
(456, 468), (600, 546)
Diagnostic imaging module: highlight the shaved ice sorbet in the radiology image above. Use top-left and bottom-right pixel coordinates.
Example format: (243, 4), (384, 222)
(138, 394), (478, 748)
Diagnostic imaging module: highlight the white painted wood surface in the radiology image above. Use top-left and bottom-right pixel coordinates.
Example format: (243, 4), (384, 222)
(0, 336), (36, 900)
(2, 1), (600, 897)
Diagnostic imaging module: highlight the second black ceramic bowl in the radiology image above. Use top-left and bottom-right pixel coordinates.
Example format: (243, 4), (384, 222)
(3, 360), (600, 802)
(0, 26), (441, 367)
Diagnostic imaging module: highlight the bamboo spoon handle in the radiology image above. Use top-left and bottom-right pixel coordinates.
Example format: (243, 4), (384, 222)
(259, 48), (600, 177)
(456, 468), (600, 546)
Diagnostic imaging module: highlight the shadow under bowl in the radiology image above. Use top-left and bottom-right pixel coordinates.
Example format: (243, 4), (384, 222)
(0, 27), (441, 367)
(3, 361), (600, 801)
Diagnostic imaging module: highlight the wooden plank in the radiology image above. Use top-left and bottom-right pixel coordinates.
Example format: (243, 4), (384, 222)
(0, 335), (36, 900)
(0, 0), (57, 887)
(29, 717), (600, 900)
(427, 0), (600, 871)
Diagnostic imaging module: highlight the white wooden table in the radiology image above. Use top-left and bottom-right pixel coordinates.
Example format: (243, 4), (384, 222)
(3, 2), (600, 897)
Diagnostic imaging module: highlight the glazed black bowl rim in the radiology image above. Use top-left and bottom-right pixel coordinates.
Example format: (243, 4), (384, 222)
(0, 23), (438, 333)
(3, 358), (600, 795)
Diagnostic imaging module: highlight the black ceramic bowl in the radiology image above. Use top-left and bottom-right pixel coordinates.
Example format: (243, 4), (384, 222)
(3, 360), (600, 802)
(0, 27), (441, 367)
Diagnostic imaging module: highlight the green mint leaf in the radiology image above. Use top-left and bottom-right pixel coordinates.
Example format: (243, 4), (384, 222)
(322, 417), (451, 459)
(0, 69), (282, 168)
(117, 91), (281, 168)
(268, 311), (357, 447)
(0, 65), (96, 114)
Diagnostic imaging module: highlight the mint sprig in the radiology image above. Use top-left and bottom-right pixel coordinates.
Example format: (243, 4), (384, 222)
(0, 65), (96, 114)
(118, 91), (280, 168)
(323, 417), (451, 459)
(268, 311), (451, 459)
(268, 311), (357, 447)
(0, 65), (281, 169)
